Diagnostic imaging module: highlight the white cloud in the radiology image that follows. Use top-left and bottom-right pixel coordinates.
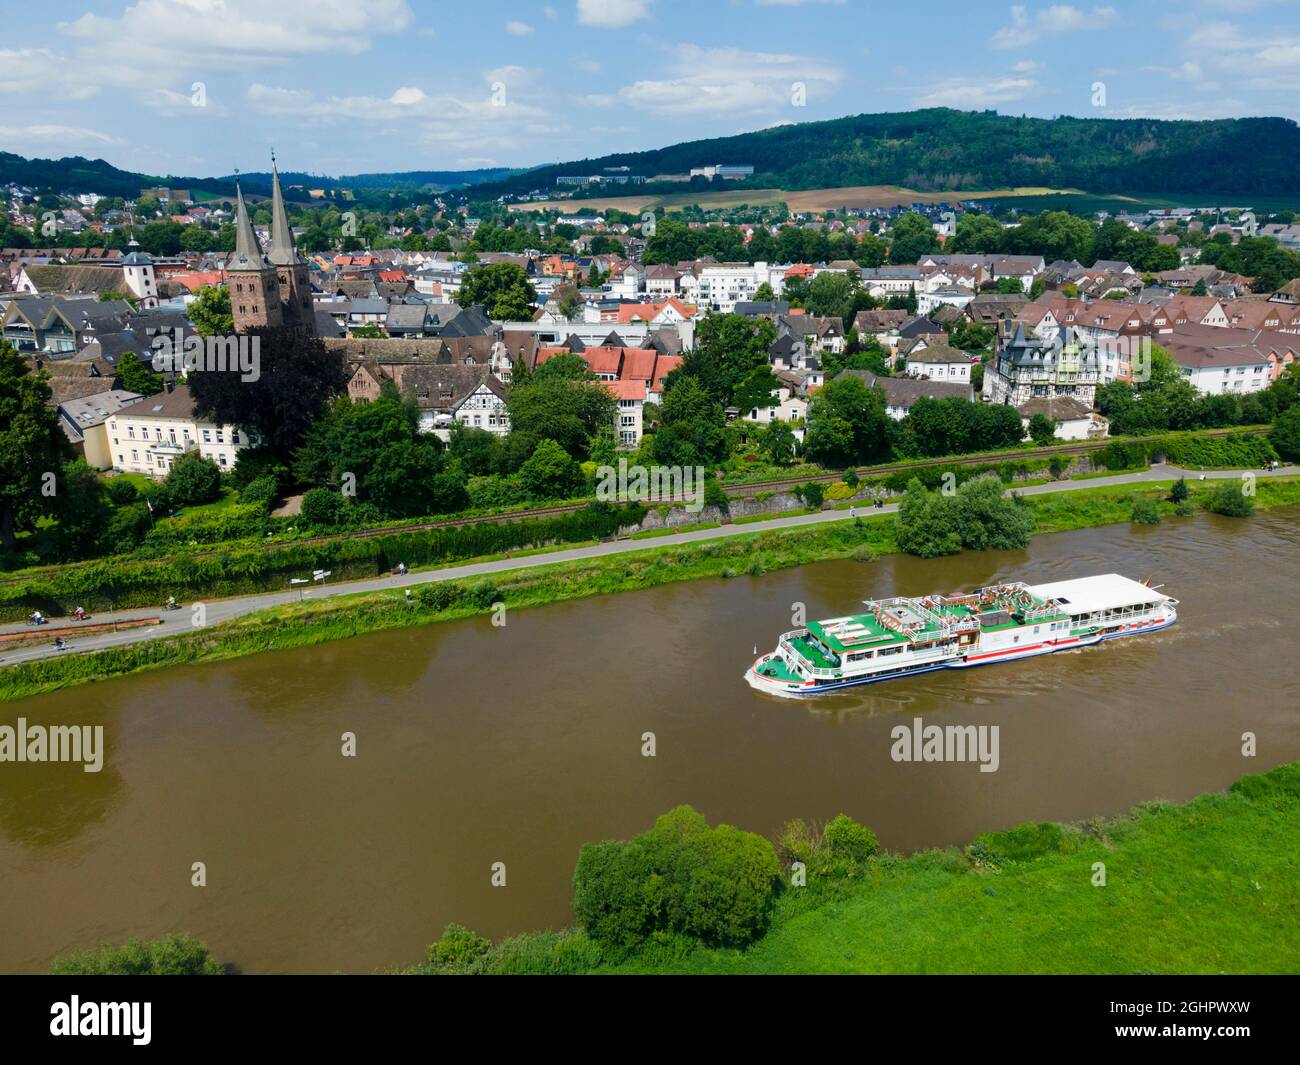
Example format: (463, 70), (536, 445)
(612, 43), (843, 115)
(577, 0), (653, 29)
(992, 5), (1116, 49)
(0, 124), (123, 149)
(506, 20), (534, 36)
(913, 76), (1037, 109)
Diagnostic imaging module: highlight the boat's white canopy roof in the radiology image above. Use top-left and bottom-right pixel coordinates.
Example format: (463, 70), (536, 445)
(1026, 573), (1171, 614)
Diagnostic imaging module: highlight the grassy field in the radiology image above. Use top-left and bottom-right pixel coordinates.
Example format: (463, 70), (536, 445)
(498, 763), (1299, 975)
(3, 477), (1297, 703)
(515, 182), (1300, 216)
(514, 184), (1122, 215)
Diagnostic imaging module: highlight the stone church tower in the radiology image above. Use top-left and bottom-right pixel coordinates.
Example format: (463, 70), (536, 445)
(228, 181), (283, 333)
(227, 157), (316, 336)
(267, 157), (315, 332)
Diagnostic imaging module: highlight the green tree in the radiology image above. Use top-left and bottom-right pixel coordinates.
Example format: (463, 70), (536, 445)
(804, 374), (893, 467)
(518, 438), (583, 499)
(457, 262), (537, 319)
(888, 211), (940, 264)
(1027, 413), (1056, 445)
(954, 475), (1035, 550)
(1269, 405), (1300, 462)
(506, 356), (616, 461)
(0, 342), (72, 549)
(50, 934), (223, 976)
(895, 478), (962, 558)
(164, 454), (223, 505)
(116, 353), (164, 397)
(188, 285), (235, 337)
(758, 419), (796, 465)
(189, 326), (347, 456)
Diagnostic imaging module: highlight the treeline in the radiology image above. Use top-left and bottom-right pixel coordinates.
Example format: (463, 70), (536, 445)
(470, 109), (1300, 200)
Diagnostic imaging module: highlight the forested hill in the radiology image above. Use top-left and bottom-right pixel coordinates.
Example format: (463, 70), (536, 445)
(476, 108), (1300, 199)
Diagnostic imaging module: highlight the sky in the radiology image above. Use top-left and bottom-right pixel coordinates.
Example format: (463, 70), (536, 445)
(2, 0), (1298, 179)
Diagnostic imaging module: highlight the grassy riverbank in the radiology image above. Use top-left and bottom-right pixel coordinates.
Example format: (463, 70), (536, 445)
(3, 477), (1298, 702)
(414, 761), (1300, 975)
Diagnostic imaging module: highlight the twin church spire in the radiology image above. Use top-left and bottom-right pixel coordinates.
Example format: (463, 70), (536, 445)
(227, 155), (315, 335)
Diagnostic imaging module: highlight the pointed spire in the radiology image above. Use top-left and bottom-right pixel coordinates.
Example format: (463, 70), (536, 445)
(268, 154), (298, 266)
(231, 178), (270, 270)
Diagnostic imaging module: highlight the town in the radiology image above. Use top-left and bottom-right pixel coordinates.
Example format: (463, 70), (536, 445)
(0, 0), (1297, 1005)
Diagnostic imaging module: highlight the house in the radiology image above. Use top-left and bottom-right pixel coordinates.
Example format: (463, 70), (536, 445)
(1163, 324), (1288, 393)
(107, 384), (259, 478)
(56, 389), (143, 469)
(833, 369), (973, 420)
(983, 325), (1102, 408)
(346, 362), (510, 437)
(904, 343), (973, 384)
(1015, 396), (1105, 441)
(918, 286), (975, 316)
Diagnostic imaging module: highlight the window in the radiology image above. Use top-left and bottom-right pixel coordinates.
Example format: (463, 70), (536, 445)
(202, 429), (211, 443)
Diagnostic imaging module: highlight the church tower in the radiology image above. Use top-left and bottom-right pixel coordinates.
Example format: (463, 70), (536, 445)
(267, 155), (316, 334)
(228, 180), (282, 333)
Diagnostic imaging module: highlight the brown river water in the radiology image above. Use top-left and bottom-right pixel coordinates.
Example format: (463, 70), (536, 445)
(1, 508), (1297, 973)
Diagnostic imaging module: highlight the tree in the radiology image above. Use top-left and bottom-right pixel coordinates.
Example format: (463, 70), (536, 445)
(895, 478), (962, 558)
(50, 934), (223, 976)
(165, 454), (223, 505)
(301, 487), (347, 526)
(758, 419), (796, 465)
(954, 475), (1035, 551)
(888, 211), (940, 264)
(116, 353), (164, 397)
(572, 805), (779, 951)
(681, 314), (776, 407)
(518, 438), (583, 500)
(651, 374), (727, 466)
(52, 460), (112, 559)
(0, 342), (72, 549)
(1169, 476), (1189, 503)
(188, 285), (234, 337)
(1269, 405), (1300, 462)
(1027, 413), (1057, 445)
(753, 281), (776, 302)
(803, 374), (893, 467)
(457, 262), (537, 320)
(189, 326), (347, 456)
(506, 356), (615, 461)
(1203, 480), (1254, 517)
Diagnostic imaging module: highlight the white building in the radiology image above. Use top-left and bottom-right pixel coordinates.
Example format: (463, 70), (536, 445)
(904, 343), (972, 383)
(108, 384), (257, 478)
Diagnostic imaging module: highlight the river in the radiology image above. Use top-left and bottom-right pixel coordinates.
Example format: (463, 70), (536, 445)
(1, 508), (1297, 973)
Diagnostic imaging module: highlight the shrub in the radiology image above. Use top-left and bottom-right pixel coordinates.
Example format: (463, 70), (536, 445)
(50, 933), (223, 975)
(416, 582), (460, 611)
(843, 468), (859, 488)
(1271, 406), (1300, 462)
(1048, 455), (1068, 478)
(800, 481), (825, 509)
(164, 454), (223, 506)
(822, 814), (880, 861)
(1168, 476), (1189, 503)
(425, 924), (491, 972)
(1202, 480), (1255, 517)
(969, 822), (1069, 865)
(239, 474), (281, 509)
(703, 477), (729, 513)
(1229, 762), (1300, 802)
(572, 805), (779, 951)
(105, 477), (139, 505)
(1130, 496), (1161, 525)
(300, 487), (347, 527)
(1173, 498), (1195, 517)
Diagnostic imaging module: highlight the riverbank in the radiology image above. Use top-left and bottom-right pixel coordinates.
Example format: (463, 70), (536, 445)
(415, 761), (1300, 975)
(3, 476), (1298, 702)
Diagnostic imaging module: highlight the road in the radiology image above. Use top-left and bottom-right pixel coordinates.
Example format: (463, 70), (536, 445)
(1, 464), (1293, 668)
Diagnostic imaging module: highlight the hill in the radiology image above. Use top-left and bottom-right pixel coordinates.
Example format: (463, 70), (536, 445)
(0, 152), (522, 200)
(476, 108), (1300, 202)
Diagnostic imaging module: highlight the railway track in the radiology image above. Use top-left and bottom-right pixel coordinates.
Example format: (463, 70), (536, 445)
(0, 427), (1268, 586)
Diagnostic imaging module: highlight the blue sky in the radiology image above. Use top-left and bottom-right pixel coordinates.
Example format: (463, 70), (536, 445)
(2, 0), (1298, 178)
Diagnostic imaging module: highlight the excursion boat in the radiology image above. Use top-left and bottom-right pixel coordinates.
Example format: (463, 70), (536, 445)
(746, 573), (1177, 697)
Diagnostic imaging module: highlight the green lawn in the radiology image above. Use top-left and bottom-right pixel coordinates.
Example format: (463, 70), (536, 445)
(610, 782), (1299, 974)
(440, 764), (1300, 975)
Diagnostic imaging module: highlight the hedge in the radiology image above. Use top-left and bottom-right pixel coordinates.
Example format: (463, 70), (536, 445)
(0, 502), (644, 620)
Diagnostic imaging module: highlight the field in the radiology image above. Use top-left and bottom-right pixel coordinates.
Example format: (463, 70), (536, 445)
(513, 183), (1300, 217)
(512, 184), (1127, 215)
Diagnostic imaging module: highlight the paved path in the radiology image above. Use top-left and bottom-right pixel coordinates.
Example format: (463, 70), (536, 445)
(2, 464), (1293, 668)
